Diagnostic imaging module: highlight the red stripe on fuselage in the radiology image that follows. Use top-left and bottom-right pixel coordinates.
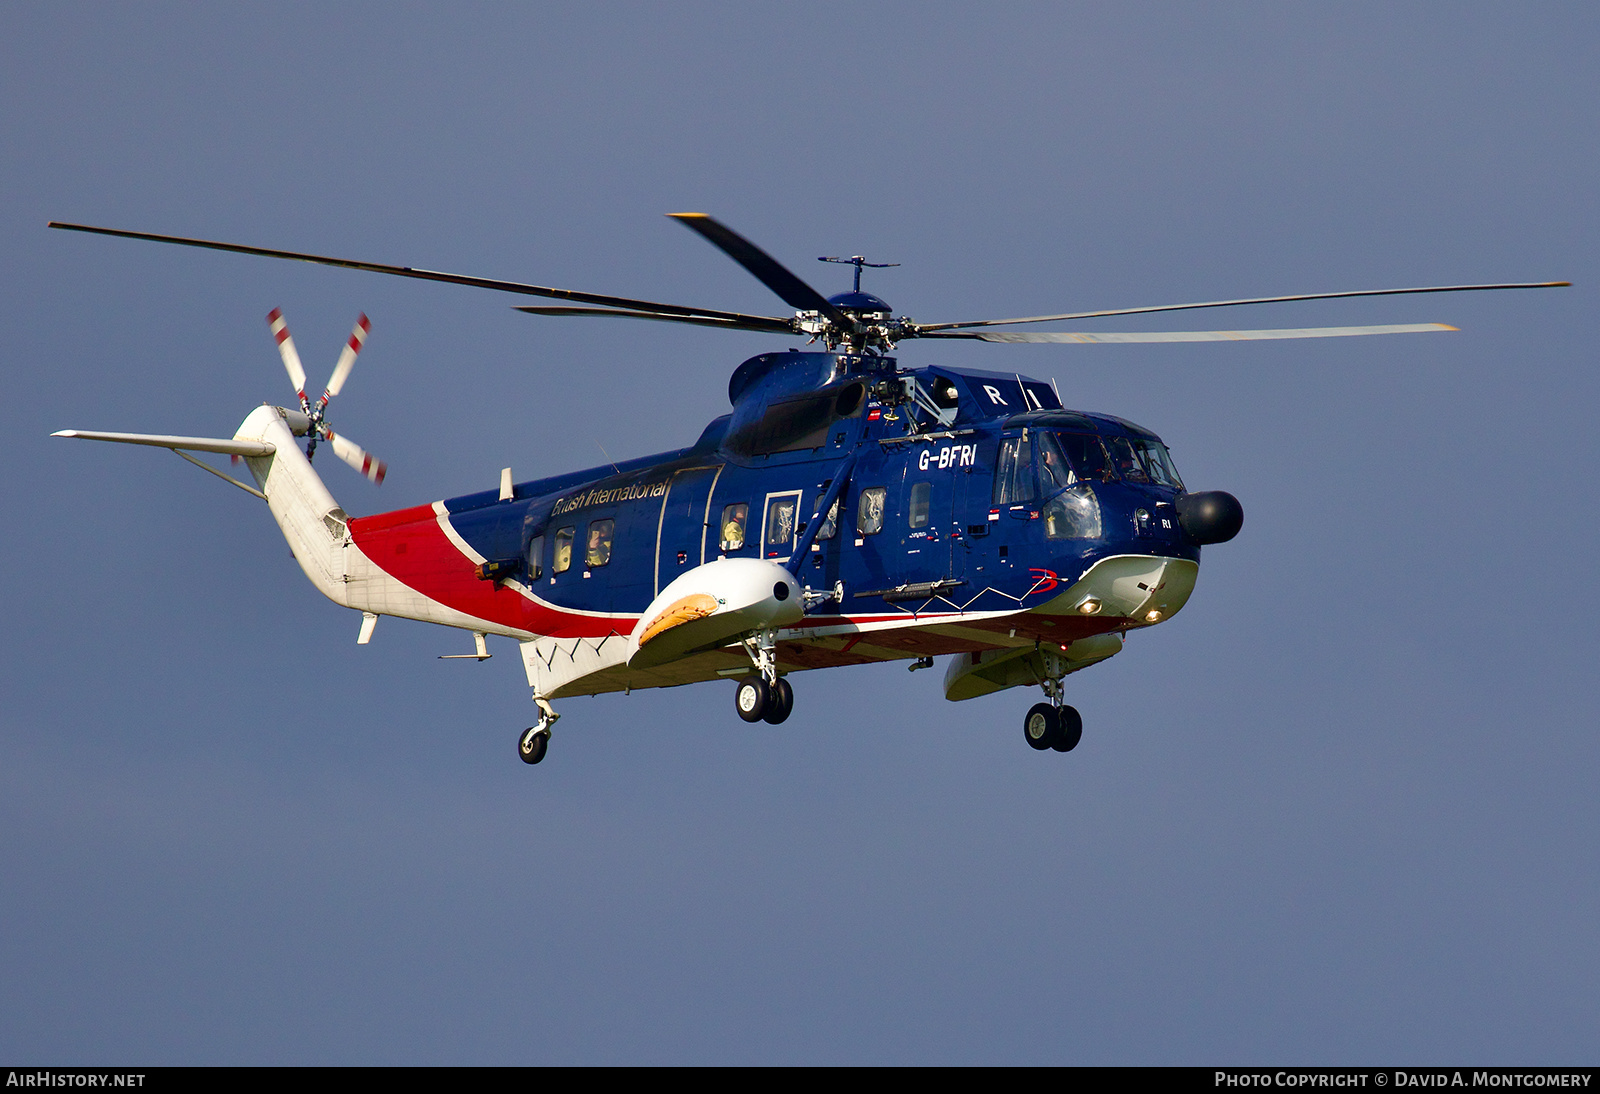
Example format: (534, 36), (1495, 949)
(348, 504), (629, 638)
(345, 506), (1010, 644)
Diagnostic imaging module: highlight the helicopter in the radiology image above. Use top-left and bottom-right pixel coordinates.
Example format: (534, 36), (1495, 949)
(48, 215), (1567, 765)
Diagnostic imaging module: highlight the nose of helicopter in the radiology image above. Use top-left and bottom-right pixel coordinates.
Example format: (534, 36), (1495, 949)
(1176, 490), (1244, 545)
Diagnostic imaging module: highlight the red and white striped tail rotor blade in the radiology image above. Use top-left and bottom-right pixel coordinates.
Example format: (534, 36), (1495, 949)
(323, 313), (370, 401)
(266, 308), (308, 398)
(321, 426), (387, 485)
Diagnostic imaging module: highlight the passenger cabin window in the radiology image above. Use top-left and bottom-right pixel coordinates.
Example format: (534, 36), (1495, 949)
(766, 496), (798, 549)
(585, 519), (614, 567)
(527, 534), (544, 581)
(720, 503), (748, 551)
(908, 482), (931, 529)
(858, 487), (886, 535)
(552, 526), (575, 573)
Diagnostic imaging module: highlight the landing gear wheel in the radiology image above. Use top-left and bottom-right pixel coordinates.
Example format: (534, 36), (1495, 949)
(735, 677), (770, 723)
(518, 726), (550, 765)
(1024, 703), (1060, 750)
(762, 677), (794, 725)
(1050, 705), (1083, 752)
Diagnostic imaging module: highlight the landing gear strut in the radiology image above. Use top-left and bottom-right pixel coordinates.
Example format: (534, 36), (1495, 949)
(519, 695), (559, 765)
(1022, 648), (1083, 753)
(734, 629), (793, 724)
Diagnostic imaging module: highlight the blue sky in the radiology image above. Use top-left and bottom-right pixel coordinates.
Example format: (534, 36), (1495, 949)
(2, 3), (1595, 1064)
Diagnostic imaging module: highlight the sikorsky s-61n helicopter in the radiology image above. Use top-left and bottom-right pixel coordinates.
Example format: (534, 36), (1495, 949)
(49, 216), (1567, 765)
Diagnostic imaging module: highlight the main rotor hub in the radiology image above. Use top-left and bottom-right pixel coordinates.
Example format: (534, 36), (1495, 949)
(826, 290), (894, 319)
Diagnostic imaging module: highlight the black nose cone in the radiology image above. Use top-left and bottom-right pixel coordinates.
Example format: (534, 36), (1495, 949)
(1176, 491), (1244, 545)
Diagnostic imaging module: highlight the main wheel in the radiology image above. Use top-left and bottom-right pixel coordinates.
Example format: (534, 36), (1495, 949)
(735, 677), (770, 723)
(763, 677), (794, 725)
(1050, 705), (1083, 752)
(518, 726), (550, 765)
(1024, 703), (1060, 750)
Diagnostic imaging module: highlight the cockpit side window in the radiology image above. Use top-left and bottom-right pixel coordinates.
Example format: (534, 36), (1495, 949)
(1036, 431), (1077, 491)
(1132, 438), (1184, 489)
(1040, 431), (1107, 539)
(992, 435), (1036, 505)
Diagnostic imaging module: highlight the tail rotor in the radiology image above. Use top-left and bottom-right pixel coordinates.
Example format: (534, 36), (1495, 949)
(265, 308), (387, 484)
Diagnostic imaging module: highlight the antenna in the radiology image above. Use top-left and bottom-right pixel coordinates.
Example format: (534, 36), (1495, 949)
(819, 255), (899, 293)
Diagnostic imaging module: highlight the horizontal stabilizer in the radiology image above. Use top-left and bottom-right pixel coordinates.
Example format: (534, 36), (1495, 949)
(51, 430), (275, 457)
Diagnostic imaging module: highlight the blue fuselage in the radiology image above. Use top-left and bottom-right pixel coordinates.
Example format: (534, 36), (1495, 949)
(440, 355), (1200, 621)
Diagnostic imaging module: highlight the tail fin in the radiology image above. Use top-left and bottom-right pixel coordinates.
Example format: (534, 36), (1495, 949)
(234, 404), (352, 608)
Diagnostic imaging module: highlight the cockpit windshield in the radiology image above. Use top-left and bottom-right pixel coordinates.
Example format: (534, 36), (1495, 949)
(1042, 430), (1183, 491)
(995, 428), (1186, 511)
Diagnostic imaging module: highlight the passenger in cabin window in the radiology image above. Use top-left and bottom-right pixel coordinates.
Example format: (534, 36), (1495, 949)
(720, 503), (748, 551)
(586, 519), (614, 567)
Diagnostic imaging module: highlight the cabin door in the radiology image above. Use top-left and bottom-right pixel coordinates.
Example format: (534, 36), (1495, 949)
(653, 465), (722, 596)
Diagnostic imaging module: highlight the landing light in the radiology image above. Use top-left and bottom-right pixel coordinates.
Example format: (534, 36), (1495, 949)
(1145, 609), (1163, 623)
(1077, 598), (1102, 616)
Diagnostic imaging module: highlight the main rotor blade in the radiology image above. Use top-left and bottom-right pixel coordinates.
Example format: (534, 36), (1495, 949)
(918, 281), (1571, 332)
(48, 221), (787, 327)
(669, 214), (852, 328)
(919, 322), (1458, 343)
(514, 305), (795, 334)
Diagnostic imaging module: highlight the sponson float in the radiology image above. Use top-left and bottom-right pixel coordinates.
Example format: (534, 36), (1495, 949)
(48, 215), (1565, 765)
